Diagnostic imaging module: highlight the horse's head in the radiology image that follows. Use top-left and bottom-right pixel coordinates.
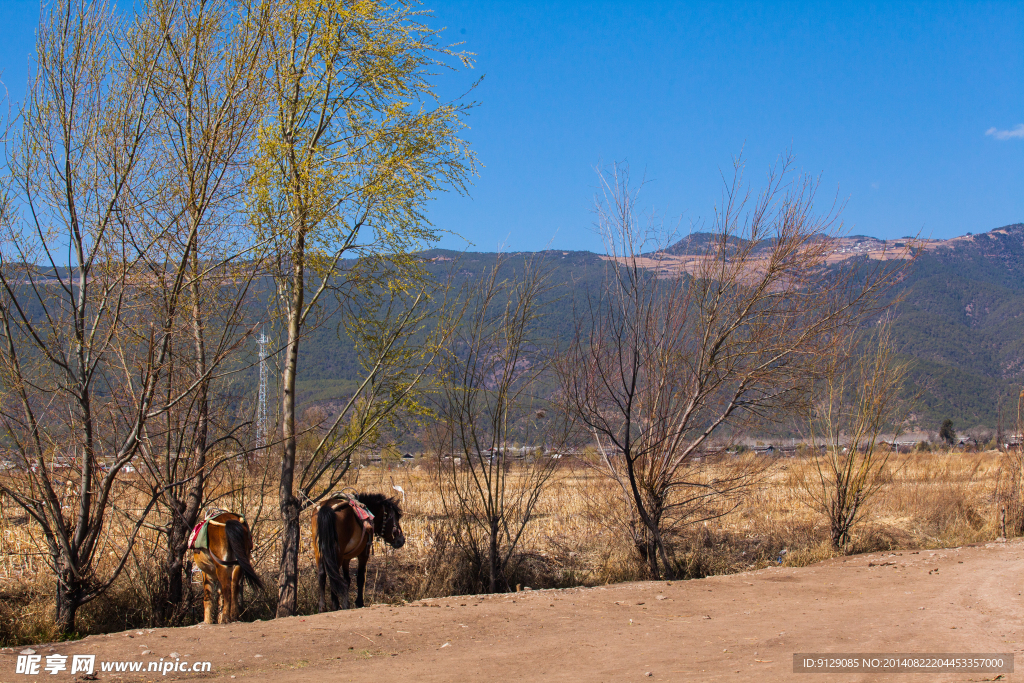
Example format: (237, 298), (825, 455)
(359, 493), (405, 549)
(378, 496), (405, 549)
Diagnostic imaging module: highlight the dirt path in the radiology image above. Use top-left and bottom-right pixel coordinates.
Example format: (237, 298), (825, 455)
(4, 540), (1024, 682)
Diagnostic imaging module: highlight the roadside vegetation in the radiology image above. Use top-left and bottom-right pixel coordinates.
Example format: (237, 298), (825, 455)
(0, 447), (1012, 645)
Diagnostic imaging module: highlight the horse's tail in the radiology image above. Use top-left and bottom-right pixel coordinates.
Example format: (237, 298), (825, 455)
(316, 504), (346, 596)
(224, 519), (263, 591)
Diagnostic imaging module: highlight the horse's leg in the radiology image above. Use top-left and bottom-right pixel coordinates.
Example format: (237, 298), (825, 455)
(313, 521), (327, 614)
(339, 557), (349, 610)
(217, 565), (231, 624)
(355, 543), (370, 608)
(317, 557), (328, 613)
(229, 565), (242, 622)
(202, 571), (216, 625)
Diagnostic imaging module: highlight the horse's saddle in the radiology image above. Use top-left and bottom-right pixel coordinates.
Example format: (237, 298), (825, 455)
(206, 507), (233, 521)
(189, 509), (245, 551)
(328, 493), (374, 532)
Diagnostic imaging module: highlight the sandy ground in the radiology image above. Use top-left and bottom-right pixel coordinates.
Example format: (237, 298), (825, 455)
(4, 539), (1024, 683)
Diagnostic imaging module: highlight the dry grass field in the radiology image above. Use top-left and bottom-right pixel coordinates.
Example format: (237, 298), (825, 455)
(0, 448), (1012, 646)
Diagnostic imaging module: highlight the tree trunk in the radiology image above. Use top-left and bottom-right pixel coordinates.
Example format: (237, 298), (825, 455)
(154, 465), (205, 624)
(276, 238), (305, 618)
(155, 258), (211, 626)
(54, 568), (81, 637)
(156, 514), (190, 626)
(831, 523), (847, 550)
(488, 517), (499, 593)
(180, 267), (209, 609)
(646, 535), (660, 580)
(623, 458), (670, 580)
(276, 497), (300, 617)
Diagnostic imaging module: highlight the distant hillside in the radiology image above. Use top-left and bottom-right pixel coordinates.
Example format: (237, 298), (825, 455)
(661, 232), (759, 256)
(271, 249), (608, 410)
(657, 224), (1024, 433)
(887, 223), (1024, 433)
(662, 231), (898, 259)
(278, 224), (1024, 436)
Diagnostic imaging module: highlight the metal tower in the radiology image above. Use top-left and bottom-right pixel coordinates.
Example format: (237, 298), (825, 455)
(256, 329), (270, 452)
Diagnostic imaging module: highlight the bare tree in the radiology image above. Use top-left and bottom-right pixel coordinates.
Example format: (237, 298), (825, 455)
(125, 0), (270, 625)
(801, 318), (911, 550)
(250, 0), (475, 616)
(995, 390), (1024, 538)
(561, 160), (906, 579)
(0, 0), (272, 635)
(0, 0), (171, 635)
(432, 256), (566, 593)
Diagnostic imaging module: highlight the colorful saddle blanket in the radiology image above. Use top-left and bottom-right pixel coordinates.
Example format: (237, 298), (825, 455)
(352, 504), (373, 523)
(188, 521), (208, 551)
(329, 493), (374, 524)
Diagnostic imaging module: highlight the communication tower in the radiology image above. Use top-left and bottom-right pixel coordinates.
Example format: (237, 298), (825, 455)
(257, 329), (270, 452)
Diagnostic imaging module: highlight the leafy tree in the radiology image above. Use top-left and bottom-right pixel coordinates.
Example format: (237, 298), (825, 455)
(251, 0), (474, 617)
(940, 418), (957, 447)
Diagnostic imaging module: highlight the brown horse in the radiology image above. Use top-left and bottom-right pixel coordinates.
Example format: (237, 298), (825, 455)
(192, 511), (263, 624)
(312, 493), (405, 611)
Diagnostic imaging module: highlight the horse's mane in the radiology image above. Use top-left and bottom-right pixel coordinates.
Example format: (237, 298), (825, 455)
(356, 492), (402, 518)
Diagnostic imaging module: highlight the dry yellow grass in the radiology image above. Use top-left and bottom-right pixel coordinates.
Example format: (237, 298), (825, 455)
(0, 448), (1011, 644)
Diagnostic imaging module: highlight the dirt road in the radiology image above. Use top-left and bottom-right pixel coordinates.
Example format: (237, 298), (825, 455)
(4, 540), (1023, 682)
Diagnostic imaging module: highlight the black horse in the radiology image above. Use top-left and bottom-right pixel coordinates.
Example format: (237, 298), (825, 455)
(312, 493), (405, 610)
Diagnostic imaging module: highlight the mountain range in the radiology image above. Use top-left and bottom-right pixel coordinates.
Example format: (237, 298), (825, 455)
(290, 223), (1024, 437)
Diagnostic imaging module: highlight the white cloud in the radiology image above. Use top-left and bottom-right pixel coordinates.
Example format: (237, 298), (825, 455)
(986, 124), (1024, 140)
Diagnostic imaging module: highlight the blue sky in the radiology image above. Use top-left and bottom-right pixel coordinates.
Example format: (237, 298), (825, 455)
(425, 0), (1024, 251)
(2, 1), (1022, 253)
